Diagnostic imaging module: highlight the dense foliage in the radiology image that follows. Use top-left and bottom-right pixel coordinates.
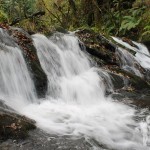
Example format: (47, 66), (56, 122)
(0, 0), (149, 41)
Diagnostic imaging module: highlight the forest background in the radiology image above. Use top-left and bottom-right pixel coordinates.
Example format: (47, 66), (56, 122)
(0, 0), (149, 41)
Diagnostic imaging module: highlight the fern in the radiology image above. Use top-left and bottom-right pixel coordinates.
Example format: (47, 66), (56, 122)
(141, 25), (150, 40)
(120, 17), (141, 31)
(119, 7), (144, 33)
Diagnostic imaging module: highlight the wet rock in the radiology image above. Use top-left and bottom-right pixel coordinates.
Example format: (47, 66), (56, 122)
(109, 66), (150, 109)
(132, 97), (150, 109)
(0, 100), (15, 113)
(76, 29), (118, 66)
(28, 30), (36, 35)
(111, 67), (150, 90)
(122, 37), (139, 49)
(145, 70), (150, 82)
(0, 101), (36, 142)
(0, 129), (95, 150)
(0, 27), (17, 48)
(112, 88), (150, 110)
(142, 40), (150, 51)
(0, 113), (36, 141)
(97, 34), (116, 52)
(108, 72), (125, 90)
(55, 26), (69, 34)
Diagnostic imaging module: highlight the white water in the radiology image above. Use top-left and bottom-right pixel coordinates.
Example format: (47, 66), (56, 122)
(0, 29), (36, 109)
(0, 30), (150, 149)
(112, 37), (150, 72)
(116, 47), (143, 77)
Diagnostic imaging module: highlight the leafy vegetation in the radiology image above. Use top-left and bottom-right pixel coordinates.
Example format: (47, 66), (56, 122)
(0, 0), (149, 41)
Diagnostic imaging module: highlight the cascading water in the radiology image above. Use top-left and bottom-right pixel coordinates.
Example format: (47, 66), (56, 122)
(0, 29), (150, 149)
(112, 37), (150, 76)
(32, 33), (110, 103)
(21, 33), (150, 150)
(0, 29), (36, 110)
(116, 46), (143, 77)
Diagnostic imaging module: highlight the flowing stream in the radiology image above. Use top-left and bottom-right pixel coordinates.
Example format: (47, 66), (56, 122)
(0, 30), (150, 150)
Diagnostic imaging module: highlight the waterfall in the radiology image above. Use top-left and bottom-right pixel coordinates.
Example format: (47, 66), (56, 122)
(0, 29), (150, 149)
(0, 29), (36, 110)
(21, 33), (149, 150)
(32, 33), (108, 103)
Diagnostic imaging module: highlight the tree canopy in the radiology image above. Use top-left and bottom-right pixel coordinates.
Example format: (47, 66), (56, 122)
(0, 0), (149, 40)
